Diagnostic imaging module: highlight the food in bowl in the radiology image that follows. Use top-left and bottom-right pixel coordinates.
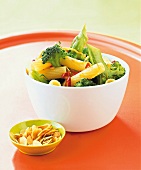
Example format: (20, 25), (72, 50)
(9, 120), (66, 155)
(26, 24), (126, 87)
(24, 25), (129, 132)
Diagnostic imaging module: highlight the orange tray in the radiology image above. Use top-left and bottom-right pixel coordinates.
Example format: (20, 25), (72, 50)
(0, 32), (140, 170)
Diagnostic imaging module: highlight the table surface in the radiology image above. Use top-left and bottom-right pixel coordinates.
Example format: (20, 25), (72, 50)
(0, 0), (140, 44)
(0, 31), (141, 170)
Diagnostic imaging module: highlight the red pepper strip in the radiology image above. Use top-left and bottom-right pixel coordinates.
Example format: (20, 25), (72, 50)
(62, 71), (71, 86)
(70, 70), (79, 76)
(85, 63), (91, 68)
(62, 71), (71, 79)
(65, 77), (71, 86)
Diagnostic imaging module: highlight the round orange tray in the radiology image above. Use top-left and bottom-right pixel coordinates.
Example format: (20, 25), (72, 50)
(0, 32), (140, 170)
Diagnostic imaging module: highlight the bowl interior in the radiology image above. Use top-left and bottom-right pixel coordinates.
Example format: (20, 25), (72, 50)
(25, 53), (130, 89)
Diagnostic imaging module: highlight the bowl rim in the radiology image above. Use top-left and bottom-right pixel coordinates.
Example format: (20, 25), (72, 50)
(9, 119), (66, 148)
(25, 53), (130, 90)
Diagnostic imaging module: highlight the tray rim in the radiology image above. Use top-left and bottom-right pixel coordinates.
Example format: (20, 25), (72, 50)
(0, 31), (140, 62)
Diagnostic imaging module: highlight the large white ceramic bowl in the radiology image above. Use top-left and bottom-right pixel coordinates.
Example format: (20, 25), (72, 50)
(25, 53), (129, 132)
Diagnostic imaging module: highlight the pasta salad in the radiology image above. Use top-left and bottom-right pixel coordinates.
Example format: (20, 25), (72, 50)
(26, 25), (125, 87)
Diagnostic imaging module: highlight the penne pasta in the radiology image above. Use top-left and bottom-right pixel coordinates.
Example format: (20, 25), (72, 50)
(31, 58), (52, 71)
(105, 79), (115, 84)
(102, 56), (112, 68)
(71, 63), (105, 86)
(49, 80), (61, 86)
(38, 66), (67, 80)
(60, 56), (91, 71)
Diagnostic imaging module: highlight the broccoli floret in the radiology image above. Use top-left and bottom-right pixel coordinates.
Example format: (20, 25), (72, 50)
(74, 78), (96, 87)
(41, 43), (67, 67)
(67, 49), (85, 61)
(109, 61), (125, 80)
(87, 44), (125, 84)
(97, 61), (125, 84)
(83, 47), (89, 56)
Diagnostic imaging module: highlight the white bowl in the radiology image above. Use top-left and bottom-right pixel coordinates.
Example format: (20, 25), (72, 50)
(25, 53), (129, 132)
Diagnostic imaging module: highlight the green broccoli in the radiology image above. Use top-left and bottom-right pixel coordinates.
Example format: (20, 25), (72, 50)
(41, 25), (88, 65)
(67, 49), (86, 61)
(87, 44), (125, 84)
(82, 47), (89, 56)
(109, 61), (126, 80)
(74, 78), (96, 87)
(41, 43), (67, 67)
(31, 70), (49, 84)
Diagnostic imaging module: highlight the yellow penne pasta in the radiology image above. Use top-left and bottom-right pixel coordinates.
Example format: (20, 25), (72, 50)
(31, 58), (52, 71)
(60, 56), (91, 71)
(71, 63), (105, 86)
(38, 66), (67, 80)
(49, 80), (61, 86)
(102, 56), (112, 68)
(105, 79), (115, 84)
